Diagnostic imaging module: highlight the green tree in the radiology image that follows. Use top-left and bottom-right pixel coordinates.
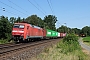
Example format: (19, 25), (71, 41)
(25, 15), (36, 25)
(57, 25), (68, 33)
(26, 15), (40, 25)
(0, 16), (12, 39)
(25, 15), (44, 28)
(9, 17), (16, 24)
(37, 17), (44, 28)
(81, 26), (90, 36)
(22, 18), (25, 21)
(71, 28), (81, 35)
(16, 17), (22, 23)
(43, 15), (57, 30)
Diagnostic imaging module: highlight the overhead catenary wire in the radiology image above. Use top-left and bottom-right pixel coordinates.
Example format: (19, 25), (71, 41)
(28, 0), (46, 16)
(8, 0), (30, 15)
(47, 0), (54, 15)
(33, 0), (47, 14)
(49, 0), (55, 15)
(0, 1), (28, 17)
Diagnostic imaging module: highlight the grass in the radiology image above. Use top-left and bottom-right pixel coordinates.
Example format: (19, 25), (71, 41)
(0, 39), (9, 44)
(30, 40), (90, 60)
(84, 42), (90, 46)
(83, 37), (90, 46)
(29, 34), (90, 60)
(83, 37), (90, 42)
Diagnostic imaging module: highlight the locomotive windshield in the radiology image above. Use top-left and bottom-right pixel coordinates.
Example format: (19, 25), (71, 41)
(14, 24), (24, 28)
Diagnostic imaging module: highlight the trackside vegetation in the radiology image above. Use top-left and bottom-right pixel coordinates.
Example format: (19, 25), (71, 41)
(83, 37), (90, 46)
(34, 34), (90, 60)
(0, 39), (9, 44)
(83, 37), (90, 42)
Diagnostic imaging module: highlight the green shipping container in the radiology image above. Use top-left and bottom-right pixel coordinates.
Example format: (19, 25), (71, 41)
(52, 31), (58, 37)
(46, 29), (58, 37)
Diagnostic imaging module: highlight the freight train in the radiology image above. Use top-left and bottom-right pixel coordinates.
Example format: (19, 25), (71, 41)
(12, 23), (66, 42)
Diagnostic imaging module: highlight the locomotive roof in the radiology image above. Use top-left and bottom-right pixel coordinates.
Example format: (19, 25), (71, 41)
(30, 25), (42, 29)
(14, 23), (27, 25)
(14, 23), (42, 29)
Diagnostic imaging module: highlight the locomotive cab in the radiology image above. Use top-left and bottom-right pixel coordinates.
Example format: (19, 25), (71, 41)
(12, 23), (25, 42)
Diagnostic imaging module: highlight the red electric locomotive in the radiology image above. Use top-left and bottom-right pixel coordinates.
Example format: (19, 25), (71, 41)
(12, 23), (46, 42)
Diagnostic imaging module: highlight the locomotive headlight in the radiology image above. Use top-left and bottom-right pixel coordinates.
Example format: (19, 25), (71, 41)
(12, 30), (17, 32)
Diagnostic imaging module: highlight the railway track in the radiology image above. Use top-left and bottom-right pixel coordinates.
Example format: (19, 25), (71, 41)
(0, 43), (23, 54)
(0, 38), (61, 58)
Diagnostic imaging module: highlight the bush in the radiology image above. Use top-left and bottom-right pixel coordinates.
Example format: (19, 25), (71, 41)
(0, 39), (9, 44)
(63, 33), (78, 43)
(56, 33), (80, 54)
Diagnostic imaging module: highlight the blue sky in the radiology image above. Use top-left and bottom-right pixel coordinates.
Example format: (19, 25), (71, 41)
(0, 0), (90, 29)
